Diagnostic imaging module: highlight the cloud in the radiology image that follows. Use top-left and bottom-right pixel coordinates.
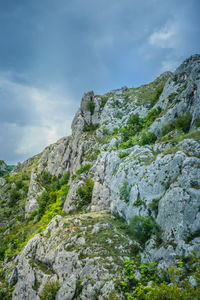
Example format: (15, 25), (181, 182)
(149, 22), (179, 48)
(0, 72), (77, 164)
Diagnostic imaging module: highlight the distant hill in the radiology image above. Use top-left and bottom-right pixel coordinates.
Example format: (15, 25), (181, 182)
(0, 160), (15, 176)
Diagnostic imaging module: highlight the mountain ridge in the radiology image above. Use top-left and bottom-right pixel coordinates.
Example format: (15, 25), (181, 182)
(0, 54), (200, 299)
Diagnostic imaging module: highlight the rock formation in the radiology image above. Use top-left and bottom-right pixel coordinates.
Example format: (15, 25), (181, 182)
(0, 54), (200, 299)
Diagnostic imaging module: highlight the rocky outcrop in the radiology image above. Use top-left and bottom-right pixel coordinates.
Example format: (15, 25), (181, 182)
(2, 54), (200, 299)
(12, 212), (131, 300)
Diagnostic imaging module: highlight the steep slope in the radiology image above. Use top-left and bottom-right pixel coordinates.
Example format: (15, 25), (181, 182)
(0, 54), (200, 299)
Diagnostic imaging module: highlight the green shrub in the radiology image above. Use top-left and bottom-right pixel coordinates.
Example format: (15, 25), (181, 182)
(120, 180), (131, 203)
(115, 252), (200, 299)
(100, 96), (109, 108)
(38, 170), (52, 186)
(37, 191), (50, 220)
(9, 189), (20, 207)
(76, 164), (92, 176)
(83, 123), (99, 132)
(58, 171), (70, 186)
(118, 152), (129, 159)
(139, 131), (157, 146)
(41, 280), (60, 300)
(161, 123), (175, 136)
(86, 100), (95, 114)
(149, 198), (160, 217)
(77, 178), (94, 207)
(142, 107), (162, 128)
(129, 216), (159, 245)
(74, 279), (83, 298)
(151, 86), (164, 107)
(168, 92), (177, 103)
(175, 112), (192, 133)
(195, 117), (200, 128)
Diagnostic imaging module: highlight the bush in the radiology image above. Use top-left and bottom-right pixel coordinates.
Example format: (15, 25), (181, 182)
(142, 107), (162, 128)
(41, 280), (60, 300)
(151, 86), (164, 107)
(139, 131), (157, 146)
(58, 171), (70, 186)
(161, 123), (175, 136)
(76, 164), (92, 176)
(175, 112), (192, 133)
(86, 100), (95, 114)
(83, 123), (99, 132)
(39, 170), (52, 186)
(118, 152), (129, 159)
(9, 189), (20, 207)
(195, 117), (200, 128)
(77, 178), (94, 207)
(115, 252), (200, 299)
(129, 216), (159, 245)
(120, 180), (131, 203)
(100, 96), (109, 108)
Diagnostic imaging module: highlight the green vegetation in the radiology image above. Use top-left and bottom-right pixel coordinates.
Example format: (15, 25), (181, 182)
(120, 180), (131, 203)
(119, 107), (161, 149)
(86, 100), (95, 114)
(0, 160), (14, 177)
(76, 164), (92, 175)
(149, 198), (160, 217)
(124, 74), (168, 107)
(40, 280), (60, 300)
(77, 178), (94, 209)
(195, 117), (200, 128)
(0, 170), (70, 262)
(83, 123), (99, 132)
(139, 131), (157, 146)
(118, 152), (130, 159)
(74, 279), (83, 298)
(161, 122), (175, 136)
(175, 112), (192, 133)
(115, 252), (200, 299)
(72, 164), (92, 180)
(100, 96), (109, 108)
(37, 171), (70, 220)
(129, 216), (160, 246)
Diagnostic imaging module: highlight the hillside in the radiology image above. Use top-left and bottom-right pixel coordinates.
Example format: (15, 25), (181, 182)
(0, 161), (14, 177)
(0, 54), (200, 299)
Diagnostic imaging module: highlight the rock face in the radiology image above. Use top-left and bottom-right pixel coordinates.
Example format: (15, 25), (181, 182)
(1, 54), (200, 299)
(12, 212), (131, 300)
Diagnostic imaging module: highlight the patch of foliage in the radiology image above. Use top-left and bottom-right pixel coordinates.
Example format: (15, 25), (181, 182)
(161, 122), (175, 136)
(139, 131), (157, 146)
(83, 123), (99, 132)
(150, 86), (164, 107)
(74, 279), (83, 298)
(120, 180), (131, 203)
(175, 112), (192, 133)
(86, 100), (95, 115)
(77, 178), (94, 208)
(115, 252), (200, 299)
(119, 107), (161, 149)
(149, 198), (160, 217)
(118, 152), (130, 159)
(76, 164), (92, 176)
(40, 280), (60, 300)
(129, 216), (160, 246)
(195, 117), (200, 128)
(37, 171), (70, 220)
(100, 96), (109, 108)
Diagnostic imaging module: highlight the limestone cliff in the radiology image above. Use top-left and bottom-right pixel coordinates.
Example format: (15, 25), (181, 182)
(0, 54), (200, 299)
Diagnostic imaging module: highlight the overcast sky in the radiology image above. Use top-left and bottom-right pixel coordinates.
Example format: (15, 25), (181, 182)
(0, 0), (199, 164)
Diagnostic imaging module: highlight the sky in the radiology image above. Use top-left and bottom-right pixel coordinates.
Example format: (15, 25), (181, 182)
(0, 0), (199, 164)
